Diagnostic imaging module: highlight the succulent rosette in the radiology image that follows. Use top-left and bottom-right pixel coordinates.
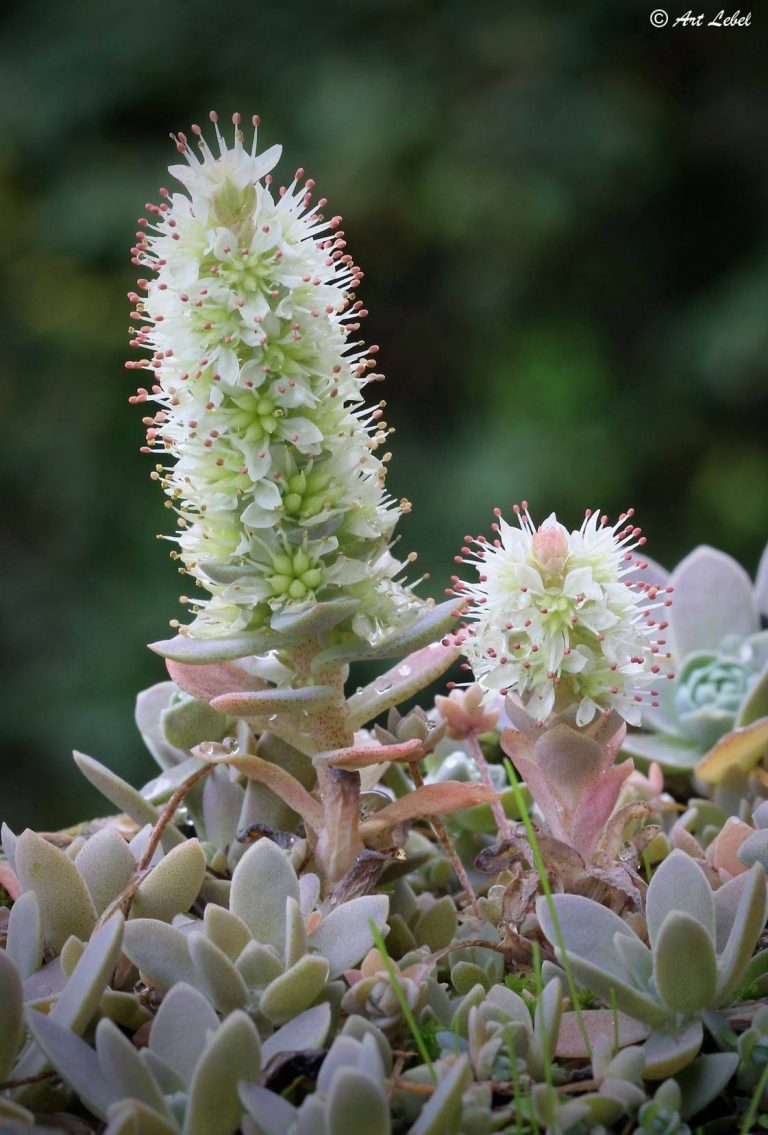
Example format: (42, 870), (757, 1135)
(622, 543), (768, 773)
(128, 112), (419, 646)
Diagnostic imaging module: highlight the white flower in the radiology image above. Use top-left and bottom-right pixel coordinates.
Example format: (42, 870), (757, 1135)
(128, 112), (419, 640)
(452, 503), (674, 725)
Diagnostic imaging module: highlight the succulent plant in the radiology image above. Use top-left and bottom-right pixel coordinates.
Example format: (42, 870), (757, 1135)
(538, 849), (768, 1076)
(434, 977), (564, 1085)
(623, 543), (768, 773)
(122, 837), (388, 1027)
(732, 1002), (768, 1108)
(499, 704), (655, 867)
(1, 823), (207, 952)
(27, 979), (262, 1135)
(4, 109), (768, 1135)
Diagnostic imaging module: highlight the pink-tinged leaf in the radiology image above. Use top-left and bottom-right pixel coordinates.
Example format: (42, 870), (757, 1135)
(166, 660), (269, 703)
(695, 716), (768, 784)
(359, 782), (497, 837)
(707, 817), (752, 878)
(532, 726), (611, 809)
(346, 643), (460, 730)
(571, 760), (634, 862)
(0, 862), (22, 901)
(669, 546), (758, 658)
(556, 1010), (649, 1058)
(211, 685), (339, 717)
(198, 752), (324, 834)
(501, 732), (570, 844)
(321, 738), (423, 770)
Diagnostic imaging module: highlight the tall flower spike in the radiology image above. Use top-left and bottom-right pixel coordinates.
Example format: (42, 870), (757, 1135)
(450, 504), (674, 726)
(129, 112), (419, 641)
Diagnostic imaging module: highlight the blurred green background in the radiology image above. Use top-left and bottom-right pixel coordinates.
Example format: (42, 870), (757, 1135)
(2, 0), (767, 831)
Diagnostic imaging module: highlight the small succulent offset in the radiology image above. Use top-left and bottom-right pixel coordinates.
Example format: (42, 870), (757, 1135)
(622, 543), (768, 773)
(538, 849), (768, 1076)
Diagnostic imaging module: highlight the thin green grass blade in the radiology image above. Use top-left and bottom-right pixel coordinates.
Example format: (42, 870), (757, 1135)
(369, 919), (436, 1082)
(503, 758), (592, 1059)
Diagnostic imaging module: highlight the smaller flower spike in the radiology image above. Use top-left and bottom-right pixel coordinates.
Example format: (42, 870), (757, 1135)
(451, 504), (674, 725)
(129, 113), (419, 642)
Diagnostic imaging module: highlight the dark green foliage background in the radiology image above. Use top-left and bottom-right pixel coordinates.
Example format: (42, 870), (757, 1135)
(2, 0), (766, 829)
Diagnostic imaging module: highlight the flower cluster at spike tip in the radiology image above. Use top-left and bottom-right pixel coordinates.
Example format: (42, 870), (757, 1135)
(127, 113), (421, 641)
(449, 503), (676, 725)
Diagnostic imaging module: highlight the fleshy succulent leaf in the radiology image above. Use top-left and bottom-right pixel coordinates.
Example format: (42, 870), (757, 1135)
(270, 597), (359, 636)
(95, 1017), (171, 1119)
(132, 838), (207, 922)
(620, 730), (701, 770)
(346, 642), (460, 730)
(230, 838), (301, 953)
(668, 546), (758, 658)
(200, 752), (323, 833)
(259, 954), (330, 1024)
(203, 904), (252, 961)
(136, 681), (190, 769)
(645, 850), (716, 949)
(737, 665), (768, 727)
(675, 1052), (739, 1119)
(149, 982), (220, 1084)
(150, 630), (283, 663)
(122, 918), (197, 990)
(653, 911), (718, 1013)
(75, 827), (137, 916)
(238, 1083), (298, 1135)
(715, 862), (768, 1002)
(311, 599), (461, 669)
(408, 1054), (472, 1135)
(105, 1100), (180, 1135)
(14, 828), (97, 952)
(166, 660), (269, 703)
(188, 931), (251, 1013)
(25, 1008), (116, 1121)
(6, 889), (44, 981)
(210, 684), (340, 717)
(0, 949), (24, 1081)
(260, 1003), (332, 1063)
(536, 893), (646, 982)
(73, 752), (185, 848)
(308, 895), (389, 978)
(326, 1067), (390, 1135)
(695, 717), (768, 784)
(641, 1019), (704, 1079)
(162, 695), (229, 750)
(322, 738), (422, 770)
(359, 782), (498, 837)
(556, 1011), (649, 1059)
(183, 1009), (261, 1135)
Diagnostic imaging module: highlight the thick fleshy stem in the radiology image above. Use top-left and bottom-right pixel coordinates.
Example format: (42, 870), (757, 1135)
(288, 637), (362, 882)
(465, 730), (512, 840)
(410, 763), (482, 919)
